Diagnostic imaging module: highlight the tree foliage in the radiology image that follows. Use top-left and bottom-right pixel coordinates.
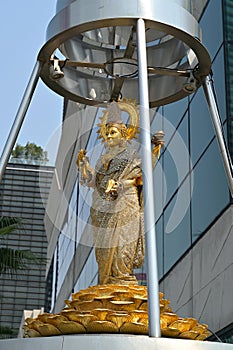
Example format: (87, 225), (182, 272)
(11, 142), (49, 164)
(0, 217), (46, 276)
(0, 325), (13, 336)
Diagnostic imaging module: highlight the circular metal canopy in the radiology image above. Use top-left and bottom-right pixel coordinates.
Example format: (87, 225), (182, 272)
(38, 0), (211, 107)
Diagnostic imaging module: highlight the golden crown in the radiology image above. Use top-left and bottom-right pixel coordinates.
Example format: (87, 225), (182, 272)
(97, 98), (140, 142)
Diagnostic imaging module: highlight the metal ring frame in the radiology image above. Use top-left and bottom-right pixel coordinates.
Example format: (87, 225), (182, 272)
(38, 0), (211, 107)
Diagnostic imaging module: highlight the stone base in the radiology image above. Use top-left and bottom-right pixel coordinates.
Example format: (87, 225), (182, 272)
(0, 334), (232, 350)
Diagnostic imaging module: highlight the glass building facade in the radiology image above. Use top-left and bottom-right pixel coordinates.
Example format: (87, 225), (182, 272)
(45, 0), (233, 342)
(156, 0), (230, 278)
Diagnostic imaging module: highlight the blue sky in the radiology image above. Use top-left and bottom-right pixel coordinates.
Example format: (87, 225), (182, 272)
(0, 1), (63, 164)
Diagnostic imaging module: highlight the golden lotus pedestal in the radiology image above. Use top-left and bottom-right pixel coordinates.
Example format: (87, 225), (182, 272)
(22, 285), (210, 340)
(1, 285), (233, 350)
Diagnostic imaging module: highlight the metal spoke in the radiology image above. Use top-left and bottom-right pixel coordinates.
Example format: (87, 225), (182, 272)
(110, 26), (137, 101)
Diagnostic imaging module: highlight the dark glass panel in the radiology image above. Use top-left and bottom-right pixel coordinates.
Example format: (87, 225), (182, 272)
(164, 177), (191, 274)
(191, 138), (229, 242)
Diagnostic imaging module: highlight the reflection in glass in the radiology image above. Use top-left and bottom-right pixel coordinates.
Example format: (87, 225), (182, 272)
(190, 88), (215, 166)
(164, 114), (189, 205)
(155, 218), (163, 280)
(200, 0), (223, 59)
(164, 98), (188, 130)
(191, 139), (229, 242)
(164, 177), (191, 274)
(74, 249), (98, 292)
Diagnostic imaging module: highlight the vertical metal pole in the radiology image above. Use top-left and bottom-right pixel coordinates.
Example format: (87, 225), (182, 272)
(202, 75), (233, 197)
(0, 61), (42, 182)
(137, 18), (161, 337)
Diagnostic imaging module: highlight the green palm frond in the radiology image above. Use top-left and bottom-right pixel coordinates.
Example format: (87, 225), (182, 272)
(0, 217), (23, 237)
(0, 216), (46, 276)
(0, 248), (45, 275)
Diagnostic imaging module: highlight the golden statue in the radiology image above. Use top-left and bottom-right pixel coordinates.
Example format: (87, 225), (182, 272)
(23, 100), (211, 341)
(77, 99), (164, 285)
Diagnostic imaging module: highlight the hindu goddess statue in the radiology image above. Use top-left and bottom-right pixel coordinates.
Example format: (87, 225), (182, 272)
(77, 99), (164, 285)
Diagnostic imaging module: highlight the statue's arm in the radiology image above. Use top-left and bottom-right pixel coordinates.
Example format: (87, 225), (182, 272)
(151, 131), (165, 168)
(105, 178), (137, 194)
(77, 149), (95, 187)
(105, 157), (142, 195)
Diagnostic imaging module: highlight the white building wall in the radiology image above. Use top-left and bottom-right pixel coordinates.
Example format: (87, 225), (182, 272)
(160, 205), (233, 333)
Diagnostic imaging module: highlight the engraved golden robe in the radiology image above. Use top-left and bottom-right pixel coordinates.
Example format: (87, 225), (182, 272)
(90, 146), (144, 285)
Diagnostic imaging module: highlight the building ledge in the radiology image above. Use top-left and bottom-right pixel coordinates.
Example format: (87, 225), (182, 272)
(0, 335), (232, 350)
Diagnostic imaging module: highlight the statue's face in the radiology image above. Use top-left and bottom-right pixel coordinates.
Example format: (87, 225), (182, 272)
(105, 126), (122, 148)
